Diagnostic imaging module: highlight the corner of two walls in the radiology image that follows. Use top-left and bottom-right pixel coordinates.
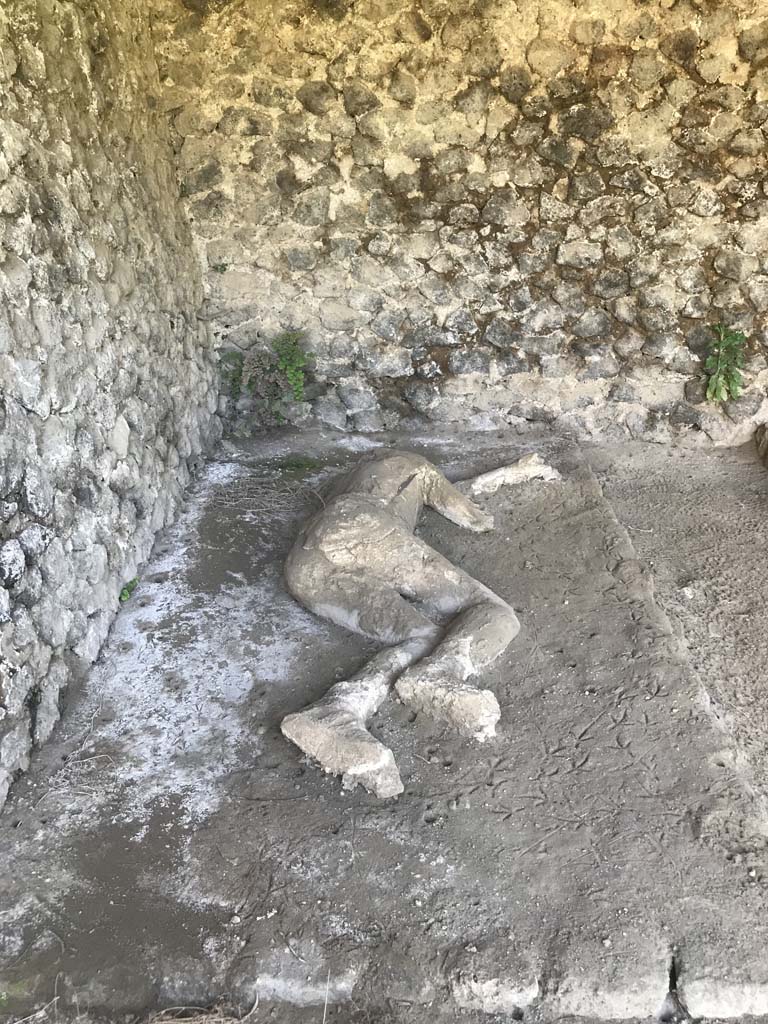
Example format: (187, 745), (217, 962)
(156, 0), (768, 443)
(0, 0), (221, 804)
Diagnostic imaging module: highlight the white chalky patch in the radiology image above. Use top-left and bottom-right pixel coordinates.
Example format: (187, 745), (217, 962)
(29, 458), (327, 829)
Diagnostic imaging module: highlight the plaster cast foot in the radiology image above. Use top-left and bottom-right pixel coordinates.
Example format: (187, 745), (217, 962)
(395, 661), (500, 741)
(281, 702), (404, 798)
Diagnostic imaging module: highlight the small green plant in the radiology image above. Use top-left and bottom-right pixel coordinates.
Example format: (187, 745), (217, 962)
(218, 332), (313, 425)
(220, 350), (245, 403)
(210, 262), (229, 274)
(272, 330), (308, 402)
(119, 578), (139, 603)
(236, 330), (312, 423)
(704, 323), (747, 403)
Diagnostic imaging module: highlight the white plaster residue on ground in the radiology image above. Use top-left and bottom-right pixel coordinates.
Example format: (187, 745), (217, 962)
(37, 458), (326, 828)
(82, 459), (251, 822)
(334, 435), (384, 451)
(249, 953), (360, 1007)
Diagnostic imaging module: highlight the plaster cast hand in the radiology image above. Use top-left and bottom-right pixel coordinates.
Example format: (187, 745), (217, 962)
(464, 508), (495, 533)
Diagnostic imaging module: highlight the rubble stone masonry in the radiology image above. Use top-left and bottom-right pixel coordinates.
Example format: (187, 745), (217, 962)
(0, 1), (220, 803)
(153, 0), (768, 439)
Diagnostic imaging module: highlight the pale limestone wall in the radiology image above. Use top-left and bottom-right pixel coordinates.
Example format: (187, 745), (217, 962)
(154, 0), (768, 441)
(0, 0), (221, 803)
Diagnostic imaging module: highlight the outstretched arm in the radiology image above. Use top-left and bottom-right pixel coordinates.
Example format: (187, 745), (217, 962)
(422, 468), (496, 533)
(467, 453), (561, 496)
(422, 454), (560, 532)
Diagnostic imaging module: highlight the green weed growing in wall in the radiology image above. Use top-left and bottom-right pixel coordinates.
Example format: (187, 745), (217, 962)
(220, 350), (245, 403)
(704, 323), (747, 404)
(222, 331), (312, 423)
(272, 330), (308, 403)
(119, 578), (139, 603)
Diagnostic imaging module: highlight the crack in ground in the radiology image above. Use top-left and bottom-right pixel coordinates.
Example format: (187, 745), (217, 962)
(658, 954), (692, 1022)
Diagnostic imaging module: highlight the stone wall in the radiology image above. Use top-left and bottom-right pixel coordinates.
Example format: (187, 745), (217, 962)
(0, 1), (221, 803)
(154, 0), (768, 441)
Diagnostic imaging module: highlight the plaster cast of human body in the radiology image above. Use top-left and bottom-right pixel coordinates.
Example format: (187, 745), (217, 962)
(281, 450), (560, 797)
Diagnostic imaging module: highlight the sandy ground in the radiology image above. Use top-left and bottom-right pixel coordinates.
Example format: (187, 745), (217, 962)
(2, 429), (768, 1023)
(594, 441), (768, 819)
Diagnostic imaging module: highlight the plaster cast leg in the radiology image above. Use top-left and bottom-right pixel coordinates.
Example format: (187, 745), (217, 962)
(282, 637), (435, 798)
(423, 453), (560, 533)
(395, 601), (519, 740)
(382, 538), (520, 740)
(281, 573), (441, 798)
(392, 454), (555, 738)
(423, 467), (496, 533)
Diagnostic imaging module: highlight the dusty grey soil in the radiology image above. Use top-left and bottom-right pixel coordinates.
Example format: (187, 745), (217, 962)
(2, 429), (768, 1023)
(593, 442), (768, 817)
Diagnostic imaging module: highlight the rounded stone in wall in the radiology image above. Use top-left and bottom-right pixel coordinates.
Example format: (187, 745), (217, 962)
(498, 65), (532, 104)
(343, 79), (380, 117)
(0, 540), (25, 588)
(313, 394), (349, 430)
(18, 525), (52, 561)
(447, 347), (492, 376)
(296, 80), (338, 116)
(526, 37), (573, 77)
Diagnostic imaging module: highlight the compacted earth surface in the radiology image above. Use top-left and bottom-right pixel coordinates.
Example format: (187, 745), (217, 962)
(2, 428), (768, 1024)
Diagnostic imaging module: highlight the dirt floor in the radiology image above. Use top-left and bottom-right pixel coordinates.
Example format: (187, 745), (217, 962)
(594, 442), (768, 818)
(2, 429), (768, 1023)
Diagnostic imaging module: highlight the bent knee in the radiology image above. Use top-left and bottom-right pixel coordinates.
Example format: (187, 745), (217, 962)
(502, 607), (521, 643)
(476, 599), (521, 645)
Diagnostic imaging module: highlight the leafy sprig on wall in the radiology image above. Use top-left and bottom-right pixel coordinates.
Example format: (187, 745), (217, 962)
(704, 323), (746, 404)
(220, 330), (312, 421)
(271, 331), (309, 403)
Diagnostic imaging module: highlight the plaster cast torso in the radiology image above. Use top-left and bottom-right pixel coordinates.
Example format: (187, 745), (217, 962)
(298, 452), (430, 546)
(286, 451), (493, 590)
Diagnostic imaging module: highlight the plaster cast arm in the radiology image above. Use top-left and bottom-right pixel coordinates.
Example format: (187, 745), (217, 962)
(466, 453), (561, 496)
(427, 453), (561, 533)
(423, 470), (496, 533)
